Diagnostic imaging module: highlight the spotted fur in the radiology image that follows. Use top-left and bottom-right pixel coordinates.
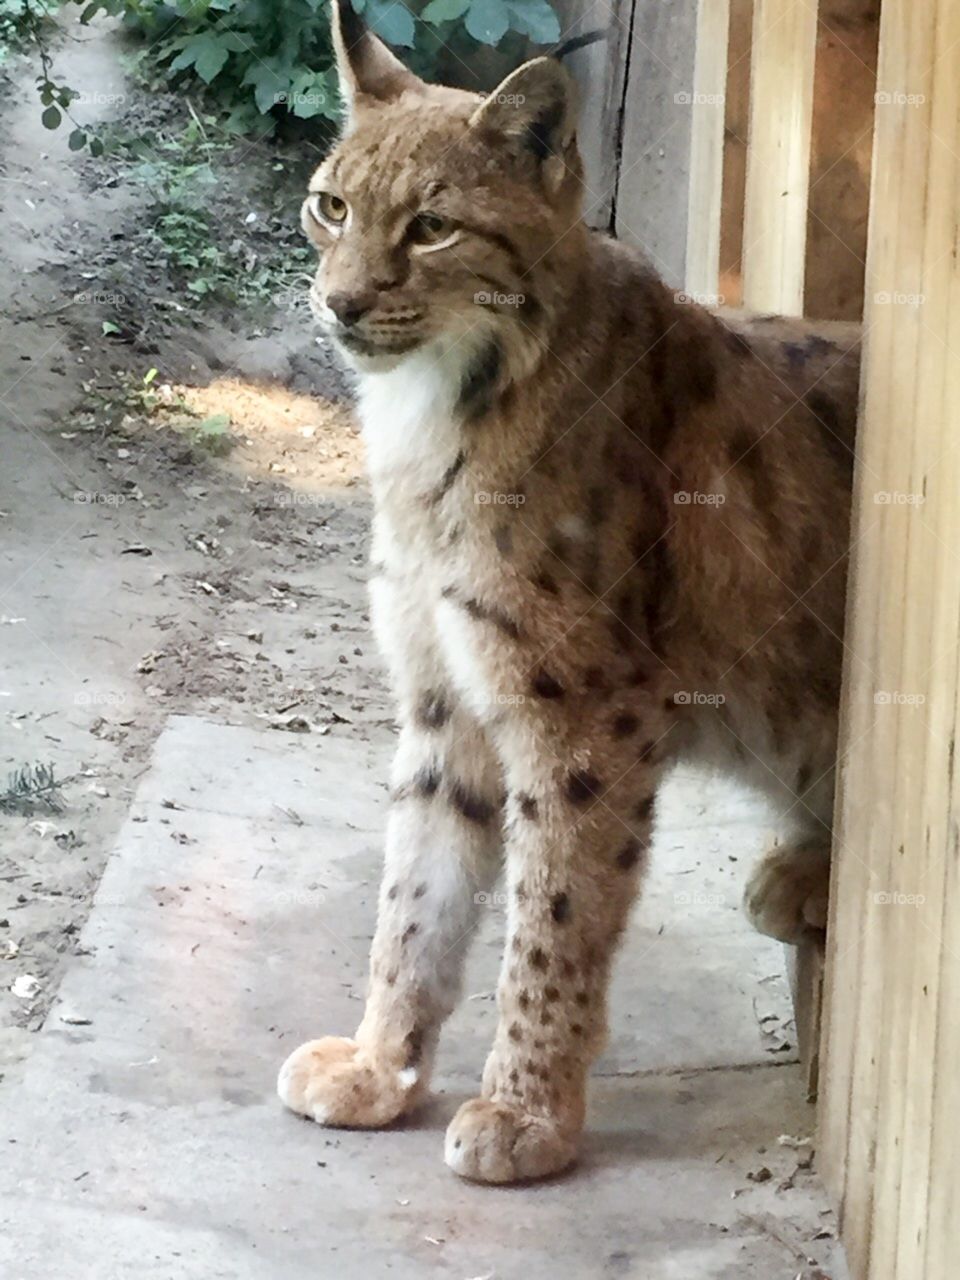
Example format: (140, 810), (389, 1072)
(277, 0), (858, 1185)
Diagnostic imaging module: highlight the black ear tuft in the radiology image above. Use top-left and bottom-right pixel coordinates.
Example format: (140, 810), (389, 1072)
(331, 0), (425, 118)
(551, 29), (607, 62)
(335, 0), (366, 50)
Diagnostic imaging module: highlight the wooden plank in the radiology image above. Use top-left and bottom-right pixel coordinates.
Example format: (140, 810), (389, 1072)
(614, 0), (699, 286)
(786, 936), (824, 1101)
(818, 46), (911, 1280)
(819, 0), (960, 1275)
(741, 0), (819, 314)
(684, 0), (731, 302)
(721, 0), (878, 316)
(552, 0), (634, 230)
(718, 0), (754, 306)
(867, 7), (944, 1275)
(908, 3), (960, 1271)
(816, 0), (905, 1247)
(847, 3), (931, 1266)
(804, 1), (879, 320)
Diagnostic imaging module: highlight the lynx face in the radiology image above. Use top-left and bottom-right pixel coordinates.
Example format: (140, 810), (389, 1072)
(301, 21), (583, 372)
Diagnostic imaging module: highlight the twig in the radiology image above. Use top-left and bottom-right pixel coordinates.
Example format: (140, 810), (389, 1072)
(184, 97), (208, 140)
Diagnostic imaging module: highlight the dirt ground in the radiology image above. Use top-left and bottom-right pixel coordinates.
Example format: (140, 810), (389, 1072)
(0, 13), (381, 1075)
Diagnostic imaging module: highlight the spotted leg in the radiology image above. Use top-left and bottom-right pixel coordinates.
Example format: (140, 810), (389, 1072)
(278, 704), (503, 1125)
(444, 713), (669, 1183)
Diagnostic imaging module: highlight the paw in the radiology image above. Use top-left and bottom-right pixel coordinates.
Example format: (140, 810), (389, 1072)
(444, 1097), (578, 1184)
(744, 844), (831, 943)
(277, 1036), (421, 1128)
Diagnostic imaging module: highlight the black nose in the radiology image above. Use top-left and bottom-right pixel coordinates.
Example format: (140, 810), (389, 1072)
(326, 291), (375, 327)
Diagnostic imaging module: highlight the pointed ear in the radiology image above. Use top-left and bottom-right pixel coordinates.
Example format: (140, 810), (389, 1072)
(469, 58), (579, 187)
(331, 0), (425, 118)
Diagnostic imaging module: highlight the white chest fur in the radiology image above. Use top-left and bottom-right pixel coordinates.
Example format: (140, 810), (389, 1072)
(356, 322), (492, 483)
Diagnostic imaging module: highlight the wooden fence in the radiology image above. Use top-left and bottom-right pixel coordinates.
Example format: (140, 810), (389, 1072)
(560, 0), (876, 317)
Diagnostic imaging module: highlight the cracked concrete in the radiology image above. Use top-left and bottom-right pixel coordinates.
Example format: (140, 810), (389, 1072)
(0, 716), (847, 1278)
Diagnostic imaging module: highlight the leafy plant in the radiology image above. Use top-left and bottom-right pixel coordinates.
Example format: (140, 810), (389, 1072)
(0, 0), (58, 61)
(0, 1), (98, 149)
(13, 0), (559, 152)
(75, 0), (561, 133)
(181, 411), (235, 456)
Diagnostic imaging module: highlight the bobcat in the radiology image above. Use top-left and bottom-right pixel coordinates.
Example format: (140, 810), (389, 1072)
(277, 0), (859, 1184)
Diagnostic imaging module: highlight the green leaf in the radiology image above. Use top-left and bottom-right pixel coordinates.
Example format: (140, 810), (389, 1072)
(216, 32), (254, 52)
(465, 0), (509, 45)
(197, 413), (231, 434)
(41, 105), (61, 130)
(89, 137), (105, 158)
(422, 0), (470, 21)
(171, 33), (231, 83)
(256, 78), (285, 116)
(223, 102), (270, 135)
(287, 70), (333, 119)
(506, 0), (560, 43)
(365, 0), (415, 47)
(68, 129), (87, 151)
(194, 38), (230, 84)
(243, 61), (289, 115)
(102, 320), (121, 336)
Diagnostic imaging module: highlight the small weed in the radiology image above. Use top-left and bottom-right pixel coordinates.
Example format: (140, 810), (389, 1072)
(0, 762), (69, 816)
(178, 412), (235, 457)
(102, 113), (315, 310)
(83, 369), (236, 461)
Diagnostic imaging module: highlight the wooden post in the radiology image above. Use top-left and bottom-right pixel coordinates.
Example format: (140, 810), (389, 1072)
(741, 0), (818, 314)
(614, 0), (699, 287)
(819, 0), (960, 1276)
(557, 0), (701, 287)
(552, 0), (634, 230)
(685, 0), (731, 302)
(787, 939), (824, 1100)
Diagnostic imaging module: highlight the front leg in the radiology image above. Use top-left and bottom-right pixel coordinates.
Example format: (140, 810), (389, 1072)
(278, 705), (503, 1125)
(444, 706), (670, 1182)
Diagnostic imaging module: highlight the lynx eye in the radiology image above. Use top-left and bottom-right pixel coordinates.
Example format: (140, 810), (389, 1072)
(311, 191), (348, 225)
(408, 212), (455, 246)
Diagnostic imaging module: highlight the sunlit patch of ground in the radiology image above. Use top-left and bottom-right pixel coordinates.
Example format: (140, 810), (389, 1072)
(174, 377), (364, 492)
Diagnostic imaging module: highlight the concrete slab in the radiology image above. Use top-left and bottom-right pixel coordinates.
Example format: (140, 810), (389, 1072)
(0, 716), (846, 1279)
